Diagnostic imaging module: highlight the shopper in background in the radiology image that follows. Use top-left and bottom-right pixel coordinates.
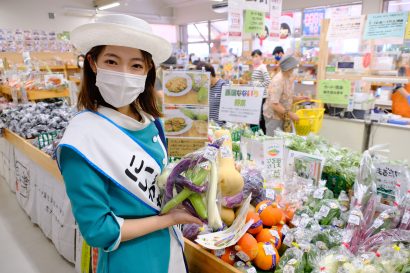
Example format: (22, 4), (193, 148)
(251, 49), (271, 133)
(263, 55), (308, 135)
(392, 57), (410, 118)
(56, 14), (200, 273)
(77, 54), (85, 69)
(273, 46), (284, 62)
(196, 61), (226, 126)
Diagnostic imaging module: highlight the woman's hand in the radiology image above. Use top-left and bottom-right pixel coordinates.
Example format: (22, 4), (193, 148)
(166, 208), (203, 226)
(289, 112), (300, 121)
(293, 96), (310, 102)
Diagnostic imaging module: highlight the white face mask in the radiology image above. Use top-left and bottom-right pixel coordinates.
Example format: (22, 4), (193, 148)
(95, 67), (147, 108)
(78, 61), (84, 68)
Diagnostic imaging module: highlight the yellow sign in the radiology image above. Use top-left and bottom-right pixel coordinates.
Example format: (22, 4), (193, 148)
(405, 13), (410, 39)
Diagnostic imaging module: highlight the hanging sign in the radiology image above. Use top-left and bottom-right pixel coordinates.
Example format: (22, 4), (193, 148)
(219, 85), (264, 124)
(244, 10), (265, 34)
(327, 16), (364, 41)
(228, 0), (243, 41)
(302, 8), (325, 36)
(364, 12), (407, 40)
(269, 0), (282, 40)
(318, 80), (351, 105)
(242, 0), (270, 13)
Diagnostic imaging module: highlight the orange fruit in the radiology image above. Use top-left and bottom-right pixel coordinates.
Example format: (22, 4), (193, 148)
(246, 211), (263, 235)
(235, 233), (259, 262)
(253, 242), (280, 271)
(255, 229), (281, 249)
(212, 247), (236, 265)
(256, 200), (285, 226)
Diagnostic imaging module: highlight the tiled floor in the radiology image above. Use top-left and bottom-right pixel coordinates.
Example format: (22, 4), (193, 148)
(0, 177), (75, 273)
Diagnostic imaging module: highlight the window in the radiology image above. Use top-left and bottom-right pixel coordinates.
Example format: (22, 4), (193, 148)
(188, 22), (209, 43)
(383, 0), (410, 12)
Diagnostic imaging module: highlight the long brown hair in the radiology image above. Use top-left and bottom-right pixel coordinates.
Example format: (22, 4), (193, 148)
(77, 45), (162, 118)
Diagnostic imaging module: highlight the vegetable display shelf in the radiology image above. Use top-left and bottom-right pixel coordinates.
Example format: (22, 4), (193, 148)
(0, 85), (70, 101)
(2, 128), (241, 273)
(184, 239), (241, 273)
(3, 128), (62, 181)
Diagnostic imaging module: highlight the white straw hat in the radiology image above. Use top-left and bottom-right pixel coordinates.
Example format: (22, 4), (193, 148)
(70, 14), (172, 65)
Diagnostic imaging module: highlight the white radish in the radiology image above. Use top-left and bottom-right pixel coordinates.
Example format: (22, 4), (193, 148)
(208, 161), (223, 230)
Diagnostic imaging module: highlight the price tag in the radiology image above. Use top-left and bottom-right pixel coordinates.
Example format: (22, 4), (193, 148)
(220, 146), (233, 158)
(402, 211), (410, 225)
(263, 243), (276, 255)
(313, 188), (325, 199)
(283, 265), (295, 273)
(269, 230), (281, 240)
(318, 205), (331, 218)
(299, 216), (310, 228)
(316, 241), (328, 250)
(204, 146), (218, 161)
(266, 188), (276, 200)
(372, 218), (384, 229)
(236, 251), (250, 262)
(342, 230), (353, 243)
(348, 209), (362, 226)
(281, 224), (290, 236)
(291, 216), (301, 227)
(214, 249), (225, 257)
(283, 234), (294, 247)
(246, 268), (257, 273)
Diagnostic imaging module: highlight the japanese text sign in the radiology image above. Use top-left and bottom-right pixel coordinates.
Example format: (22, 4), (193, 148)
(219, 85), (264, 124)
(327, 16), (364, 41)
(318, 80), (351, 105)
(364, 12), (407, 40)
(244, 10), (265, 34)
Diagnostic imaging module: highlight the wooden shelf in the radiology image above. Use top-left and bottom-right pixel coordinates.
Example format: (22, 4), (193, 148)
(3, 129), (62, 182)
(184, 239), (241, 273)
(1, 85), (70, 101)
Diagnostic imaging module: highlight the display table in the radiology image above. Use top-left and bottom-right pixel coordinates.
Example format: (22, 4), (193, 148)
(369, 122), (410, 162)
(319, 116), (367, 152)
(1, 129), (237, 273)
(0, 85), (70, 102)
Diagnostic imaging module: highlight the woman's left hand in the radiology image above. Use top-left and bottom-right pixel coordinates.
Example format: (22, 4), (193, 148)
(294, 96), (310, 102)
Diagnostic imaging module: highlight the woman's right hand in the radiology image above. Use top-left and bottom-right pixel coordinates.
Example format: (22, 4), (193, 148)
(166, 208), (203, 226)
(289, 112), (300, 121)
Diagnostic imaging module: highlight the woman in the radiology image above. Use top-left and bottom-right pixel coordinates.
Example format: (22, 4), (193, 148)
(263, 55), (307, 136)
(56, 15), (201, 273)
(251, 49), (271, 133)
(196, 62), (226, 126)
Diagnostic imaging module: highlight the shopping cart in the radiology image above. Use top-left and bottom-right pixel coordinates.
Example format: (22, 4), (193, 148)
(292, 100), (325, 136)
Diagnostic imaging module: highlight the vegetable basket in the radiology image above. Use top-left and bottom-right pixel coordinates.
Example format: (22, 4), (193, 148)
(292, 100), (325, 136)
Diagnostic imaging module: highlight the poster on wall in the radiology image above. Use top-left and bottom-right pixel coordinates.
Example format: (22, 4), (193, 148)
(327, 16), (364, 41)
(242, 0), (270, 13)
(163, 70), (210, 158)
(219, 85), (264, 124)
(405, 13), (410, 40)
(302, 8), (326, 37)
(269, 0), (282, 40)
(317, 79), (351, 105)
(364, 12), (407, 42)
(244, 9), (265, 34)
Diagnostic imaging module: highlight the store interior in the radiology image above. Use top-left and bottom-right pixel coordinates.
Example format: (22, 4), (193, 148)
(1, 0), (410, 273)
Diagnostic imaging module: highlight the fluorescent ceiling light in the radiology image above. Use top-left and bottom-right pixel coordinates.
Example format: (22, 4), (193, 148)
(97, 2), (120, 10)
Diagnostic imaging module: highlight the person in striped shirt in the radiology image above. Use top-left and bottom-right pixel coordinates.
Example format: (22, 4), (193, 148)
(196, 62), (227, 126)
(251, 49), (271, 133)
